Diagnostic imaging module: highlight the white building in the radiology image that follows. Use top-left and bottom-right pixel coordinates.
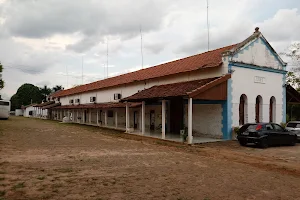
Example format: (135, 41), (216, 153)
(23, 104), (37, 117)
(50, 28), (300, 144)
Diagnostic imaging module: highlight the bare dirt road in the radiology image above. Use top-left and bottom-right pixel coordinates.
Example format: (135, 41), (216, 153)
(0, 117), (300, 200)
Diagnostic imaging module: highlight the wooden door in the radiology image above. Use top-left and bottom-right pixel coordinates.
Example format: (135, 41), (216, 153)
(255, 97), (260, 123)
(170, 98), (184, 134)
(269, 99), (273, 122)
(239, 96), (245, 125)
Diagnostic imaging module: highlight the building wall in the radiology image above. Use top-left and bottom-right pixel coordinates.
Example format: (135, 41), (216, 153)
(59, 67), (224, 106)
(184, 103), (223, 138)
(231, 37), (283, 70)
(24, 106), (35, 117)
(230, 64), (284, 127)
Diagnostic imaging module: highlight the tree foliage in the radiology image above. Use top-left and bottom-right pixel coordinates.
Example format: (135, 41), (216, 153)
(40, 85), (52, 101)
(286, 71), (300, 91)
(52, 85), (64, 92)
(10, 84), (43, 110)
(281, 42), (300, 72)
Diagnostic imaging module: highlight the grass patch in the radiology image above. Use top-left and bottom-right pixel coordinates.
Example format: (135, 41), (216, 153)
(37, 176), (45, 180)
(0, 190), (5, 196)
(12, 182), (25, 190)
(0, 177), (4, 181)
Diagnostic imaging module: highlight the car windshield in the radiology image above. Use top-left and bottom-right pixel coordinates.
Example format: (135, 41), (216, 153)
(286, 122), (300, 128)
(239, 124), (260, 133)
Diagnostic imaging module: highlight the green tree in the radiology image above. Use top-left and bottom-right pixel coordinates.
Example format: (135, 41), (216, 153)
(10, 94), (20, 111)
(52, 85), (64, 92)
(286, 71), (300, 91)
(40, 85), (52, 101)
(10, 84), (43, 110)
(0, 62), (4, 90)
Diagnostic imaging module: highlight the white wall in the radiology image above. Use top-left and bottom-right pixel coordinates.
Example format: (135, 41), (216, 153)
(59, 67), (224, 106)
(24, 106), (35, 117)
(184, 104), (223, 138)
(231, 66), (284, 127)
(231, 37), (283, 70)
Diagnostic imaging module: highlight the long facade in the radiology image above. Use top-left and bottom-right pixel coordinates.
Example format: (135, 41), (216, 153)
(40, 29), (292, 144)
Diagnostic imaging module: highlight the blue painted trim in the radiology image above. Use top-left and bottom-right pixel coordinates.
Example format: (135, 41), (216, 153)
(233, 37), (286, 68)
(229, 62), (287, 74)
(222, 63), (233, 140)
(282, 75), (286, 123)
(259, 38), (285, 68)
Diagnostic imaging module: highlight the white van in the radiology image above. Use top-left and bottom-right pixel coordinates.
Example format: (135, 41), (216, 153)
(0, 100), (10, 119)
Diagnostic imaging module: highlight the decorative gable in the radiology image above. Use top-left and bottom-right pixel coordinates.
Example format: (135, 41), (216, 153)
(231, 35), (285, 70)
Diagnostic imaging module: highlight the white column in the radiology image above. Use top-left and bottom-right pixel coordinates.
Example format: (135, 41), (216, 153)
(126, 103), (129, 132)
(104, 110), (107, 126)
(96, 110), (99, 126)
(72, 110), (74, 122)
(188, 98), (193, 144)
(89, 109), (92, 124)
(142, 101), (145, 135)
(115, 110), (118, 128)
(162, 100), (166, 139)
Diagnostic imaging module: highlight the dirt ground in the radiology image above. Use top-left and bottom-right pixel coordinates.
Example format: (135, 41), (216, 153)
(1, 117), (300, 200)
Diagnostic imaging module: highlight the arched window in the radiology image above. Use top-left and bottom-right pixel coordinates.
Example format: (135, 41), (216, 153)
(255, 95), (263, 123)
(239, 94), (248, 125)
(269, 96), (276, 122)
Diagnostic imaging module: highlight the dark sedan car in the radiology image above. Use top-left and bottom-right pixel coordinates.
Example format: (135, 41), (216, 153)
(237, 123), (298, 148)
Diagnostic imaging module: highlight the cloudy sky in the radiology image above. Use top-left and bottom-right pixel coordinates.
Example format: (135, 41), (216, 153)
(0, 0), (300, 100)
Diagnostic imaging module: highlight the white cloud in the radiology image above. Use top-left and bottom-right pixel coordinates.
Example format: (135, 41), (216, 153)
(0, 0), (300, 99)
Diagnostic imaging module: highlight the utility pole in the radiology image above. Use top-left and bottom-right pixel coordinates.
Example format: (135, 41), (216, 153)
(207, 0), (210, 51)
(81, 56), (83, 85)
(107, 38), (109, 78)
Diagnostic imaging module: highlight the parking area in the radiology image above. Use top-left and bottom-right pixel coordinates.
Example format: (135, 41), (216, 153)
(0, 117), (300, 200)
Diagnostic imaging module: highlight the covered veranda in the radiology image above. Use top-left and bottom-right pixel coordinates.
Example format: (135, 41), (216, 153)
(122, 74), (231, 144)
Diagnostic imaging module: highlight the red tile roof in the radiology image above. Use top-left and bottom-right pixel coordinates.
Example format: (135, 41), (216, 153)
(54, 44), (237, 97)
(121, 75), (231, 101)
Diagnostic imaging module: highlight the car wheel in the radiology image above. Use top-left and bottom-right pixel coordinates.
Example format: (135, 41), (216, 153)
(239, 140), (247, 146)
(259, 138), (268, 148)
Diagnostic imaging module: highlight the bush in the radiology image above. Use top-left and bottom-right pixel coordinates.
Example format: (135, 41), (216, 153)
(280, 122), (286, 128)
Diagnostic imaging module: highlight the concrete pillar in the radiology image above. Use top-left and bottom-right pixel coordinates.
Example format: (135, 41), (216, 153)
(126, 103), (129, 132)
(72, 110), (74, 122)
(142, 101), (145, 135)
(96, 110), (99, 126)
(188, 98), (193, 144)
(89, 109), (92, 124)
(115, 110), (118, 128)
(162, 100), (166, 139)
(104, 110), (107, 126)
